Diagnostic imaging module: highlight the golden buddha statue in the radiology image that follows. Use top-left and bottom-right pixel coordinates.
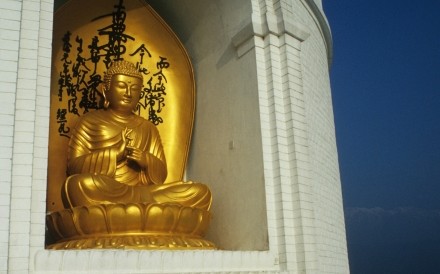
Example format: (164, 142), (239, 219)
(46, 61), (215, 249)
(64, 61), (211, 210)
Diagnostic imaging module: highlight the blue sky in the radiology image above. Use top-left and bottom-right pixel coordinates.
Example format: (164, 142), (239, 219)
(324, 1), (440, 273)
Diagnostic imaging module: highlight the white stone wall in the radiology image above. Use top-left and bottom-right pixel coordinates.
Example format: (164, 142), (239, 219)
(289, 1), (349, 272)
(0, 0), (348, 273)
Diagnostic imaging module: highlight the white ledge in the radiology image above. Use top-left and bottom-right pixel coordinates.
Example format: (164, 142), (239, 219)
(33, 249), (279, 273)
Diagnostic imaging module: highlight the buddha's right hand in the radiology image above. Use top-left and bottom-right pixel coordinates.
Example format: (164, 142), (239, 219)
(116, 128), (132, 161)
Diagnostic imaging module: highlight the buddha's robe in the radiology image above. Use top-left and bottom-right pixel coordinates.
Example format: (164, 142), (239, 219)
(63, 110), (211, 210)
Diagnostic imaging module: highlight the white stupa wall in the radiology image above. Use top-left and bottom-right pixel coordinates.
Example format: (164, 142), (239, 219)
(0, 0), (349, 273)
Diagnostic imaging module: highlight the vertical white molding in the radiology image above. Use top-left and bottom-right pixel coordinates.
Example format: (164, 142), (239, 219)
(256, 32), (290, 269)
(8, 0), (41, 272)
(277, 1), (319, 272)
(29, 0), (53, 271)
(246, 0), (319, 271)
(0, 0), (23, 272)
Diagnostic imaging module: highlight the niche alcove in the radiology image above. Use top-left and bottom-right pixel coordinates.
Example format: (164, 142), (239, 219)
(48, 0), (268, 251)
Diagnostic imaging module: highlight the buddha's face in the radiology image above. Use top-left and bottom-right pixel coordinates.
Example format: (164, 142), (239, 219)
(107, 74), (143, 113)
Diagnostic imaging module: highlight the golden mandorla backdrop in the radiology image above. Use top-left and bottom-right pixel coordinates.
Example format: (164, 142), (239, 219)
(47, 0), (195, 213)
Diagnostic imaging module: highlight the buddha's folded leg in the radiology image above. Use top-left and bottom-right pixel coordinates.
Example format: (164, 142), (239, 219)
(64, 173), (146, 208)
(147, 181), (212, 211)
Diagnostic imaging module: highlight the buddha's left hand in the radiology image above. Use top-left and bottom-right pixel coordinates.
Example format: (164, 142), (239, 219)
(126, 145), (147, 169)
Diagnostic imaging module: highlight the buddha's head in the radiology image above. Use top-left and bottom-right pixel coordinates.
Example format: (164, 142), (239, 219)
(102, 60), (143, 114)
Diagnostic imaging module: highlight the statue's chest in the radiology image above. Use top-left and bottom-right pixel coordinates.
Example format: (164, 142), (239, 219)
(98, 123), (146, 148)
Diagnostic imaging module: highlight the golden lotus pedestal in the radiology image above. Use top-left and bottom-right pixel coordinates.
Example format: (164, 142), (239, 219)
(46, 203), (215, 250)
